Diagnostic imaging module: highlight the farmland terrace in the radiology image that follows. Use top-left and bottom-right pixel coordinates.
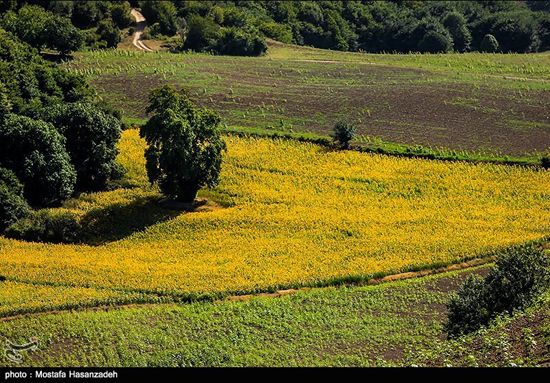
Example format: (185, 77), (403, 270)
(65, 40), (550, 157)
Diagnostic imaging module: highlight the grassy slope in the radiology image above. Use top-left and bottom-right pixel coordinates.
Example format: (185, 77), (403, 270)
(1, 264), (548, 367)
(64, 40), (550, 158)
(0, 266), (489, 367)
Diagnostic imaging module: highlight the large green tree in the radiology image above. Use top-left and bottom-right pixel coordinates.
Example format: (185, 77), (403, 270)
(39, 102), (124, 190)
(0, 114), (76, 206)
(140, 85), (226, 203)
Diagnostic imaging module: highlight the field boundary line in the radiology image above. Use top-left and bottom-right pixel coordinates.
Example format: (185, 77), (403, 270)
(223, 256), (496, 302)
(0, 256), (497, 322)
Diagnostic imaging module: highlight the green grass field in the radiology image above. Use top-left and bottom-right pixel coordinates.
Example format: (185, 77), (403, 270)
(2, 265), (549, 367)
(65, 40), (550, 157)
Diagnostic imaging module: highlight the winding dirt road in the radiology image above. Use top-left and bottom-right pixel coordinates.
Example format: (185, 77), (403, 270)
(131, 8), (154, 52)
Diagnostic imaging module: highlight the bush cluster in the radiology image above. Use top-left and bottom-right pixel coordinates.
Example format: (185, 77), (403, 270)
(6, 209), (81, 244)
(446, 246), (550, 337)
(0, 28), (124, 235)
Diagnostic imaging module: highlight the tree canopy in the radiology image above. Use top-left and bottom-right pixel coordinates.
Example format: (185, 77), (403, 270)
(1, 1), (547, 54)
(141, 85), (226, 203)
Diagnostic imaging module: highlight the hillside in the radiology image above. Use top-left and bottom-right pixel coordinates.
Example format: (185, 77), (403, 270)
(66, 40), (550, 157)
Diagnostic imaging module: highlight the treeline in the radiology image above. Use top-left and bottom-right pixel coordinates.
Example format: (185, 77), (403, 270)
(170, 0), (550, 54)
(0, 28), (124, 234)
(116, 0), (550, 54)
(0, 1), (548, 56)
(0, 0), (134, 53)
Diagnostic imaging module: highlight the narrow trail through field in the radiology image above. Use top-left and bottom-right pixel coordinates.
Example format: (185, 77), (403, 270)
(0, 256), (496, 322)
(131, 8), (154, 52)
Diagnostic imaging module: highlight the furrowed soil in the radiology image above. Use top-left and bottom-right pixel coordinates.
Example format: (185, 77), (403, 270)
(69, 40), (550, 156)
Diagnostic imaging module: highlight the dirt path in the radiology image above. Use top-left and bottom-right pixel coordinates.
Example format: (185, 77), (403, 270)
(0, 256), (495, 322)
(131, 8), (154, 52)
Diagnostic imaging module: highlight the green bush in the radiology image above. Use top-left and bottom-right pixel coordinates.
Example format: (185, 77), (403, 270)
(96, 19), (121, 49)
(0, 114), (76, 206)
(183, 14), (221, 52)
(111, 1), (133, 29)
(6, 209), (81, 244)
(332, 121), (357, 149)
(259, 21), (294, 44)
(446, 246), (550, 338)
(140, 85), (226, 203)
(0, 29), (93, 115)
(140, 0), (178, 36)
(442, 11), (472, 52)
(39, 102), (124, 190)
(1, 5), (83, 55)
(480, 33), (499, 52)
(215, 28), (267, 56)
(418, 31), (453, 53)
(0, 167), (29, 231)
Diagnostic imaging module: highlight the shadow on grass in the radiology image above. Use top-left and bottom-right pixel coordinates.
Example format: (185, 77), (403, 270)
(5, 189), (232, 246)
(80, 195), (182, 245)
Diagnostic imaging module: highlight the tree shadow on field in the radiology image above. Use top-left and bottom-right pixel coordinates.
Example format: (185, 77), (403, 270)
(79, 195), (225, 246)
(80, 195), (182, 246)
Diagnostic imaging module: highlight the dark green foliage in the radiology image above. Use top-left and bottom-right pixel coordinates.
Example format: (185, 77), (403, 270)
(446, 246), (550, 338)
(442, 11), (471, 52)
(332, 121), (356, 149)
(71, 0), (101, 29)
(1, 5), (83, 54)
(140, 85), (226, 203)
(0, 28), (92, 115)
(490, 11), (539, 53)
(542, 155), (550, 169)
(111, 1), (133, 29)
(182, 14), (220, 52)
(0, 114), (76, 206)
(6, 209), (80, 243)
(527, 1), (550, 12)
(0, 80), (10, 120)
(480, 33), (499, 52)
(140, 0), (178, 36)
(96, 18), (121, 48)
(180, 12), (268, 56)
(215, 28), (267, 56)
(39, 103), (124, 190)
(445, 274), (489, 337)
(0, 167), (29, 231)
(2, 1), (547, 54)
(418, 30), (452, 53)
(536, 13), (550, 52)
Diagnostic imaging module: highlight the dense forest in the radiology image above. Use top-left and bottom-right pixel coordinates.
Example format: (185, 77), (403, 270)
(0, 1), (548, 55)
